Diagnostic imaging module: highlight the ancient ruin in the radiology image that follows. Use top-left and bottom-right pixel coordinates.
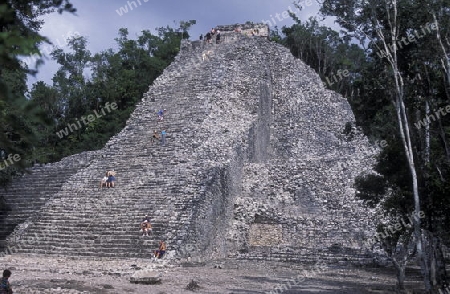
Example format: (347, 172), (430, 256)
(0, 24), (379, 266)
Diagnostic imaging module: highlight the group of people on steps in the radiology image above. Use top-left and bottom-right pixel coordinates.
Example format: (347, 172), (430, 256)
(139, 215), (166, 259)
(141, 108), (168, 259)
(99, 170), (116, 189)
(199, 25), (262, 44)
(200, 27), (221, 44)
(98, 107), (167, 189)
(95, 107), (169, 259)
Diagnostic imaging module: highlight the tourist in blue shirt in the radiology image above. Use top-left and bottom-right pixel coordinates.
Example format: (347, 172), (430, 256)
(158, 109), (166, 121)
(161, 130), (166, 146)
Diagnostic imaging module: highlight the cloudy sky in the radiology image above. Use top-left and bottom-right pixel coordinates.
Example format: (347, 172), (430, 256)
(27, 0), (327, 88)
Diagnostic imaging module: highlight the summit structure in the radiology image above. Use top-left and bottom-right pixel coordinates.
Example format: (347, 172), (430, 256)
(0, 24), (378, 264)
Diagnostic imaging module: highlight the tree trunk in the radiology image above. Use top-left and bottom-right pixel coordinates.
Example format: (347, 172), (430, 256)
(395, 262), (406, 290)
(374, 1), (430, 290)
(396, 58), (432, 294)
(431, 12), (450, 98)
(429, 232), (437, 287)
(390, 239), (412, 291)
(430, 233), (448, 288)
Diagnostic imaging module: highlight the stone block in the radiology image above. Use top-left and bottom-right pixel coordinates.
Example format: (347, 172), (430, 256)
(129, 269), (162, 285)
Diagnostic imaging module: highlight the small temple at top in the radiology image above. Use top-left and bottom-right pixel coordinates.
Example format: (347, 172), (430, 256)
(215, 23), (270, 38)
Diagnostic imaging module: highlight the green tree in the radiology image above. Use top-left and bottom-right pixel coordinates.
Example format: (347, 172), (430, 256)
(281, 16), (368, 98)
(0, 0), (76, 190)
(51, 35), (91, 118)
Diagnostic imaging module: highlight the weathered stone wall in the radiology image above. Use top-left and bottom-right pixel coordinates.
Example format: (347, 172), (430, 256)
(249, 224), (283, 246)
(247, 80), (272, 163)
(187, 146), (245, 260)
(175, 35), (378, 263)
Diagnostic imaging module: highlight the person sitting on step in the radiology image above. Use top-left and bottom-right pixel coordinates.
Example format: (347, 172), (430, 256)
(99, 172), (108, 189)
(106, 171), (116, 188)
(140, 220), (152, 236)
(151, 130), (160, 144)
(154, 240), (166, 259)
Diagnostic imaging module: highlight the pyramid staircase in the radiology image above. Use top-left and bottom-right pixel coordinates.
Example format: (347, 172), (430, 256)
(1, 36), (248, 258)
(0, 152), (96, 249)
(1, 31), (379, 264)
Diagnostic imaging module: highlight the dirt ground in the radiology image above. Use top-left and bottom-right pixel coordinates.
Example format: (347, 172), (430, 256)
(0, 254), (426, 294)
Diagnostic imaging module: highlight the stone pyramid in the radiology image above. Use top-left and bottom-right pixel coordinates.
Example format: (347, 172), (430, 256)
(0, 25), (378, 264)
